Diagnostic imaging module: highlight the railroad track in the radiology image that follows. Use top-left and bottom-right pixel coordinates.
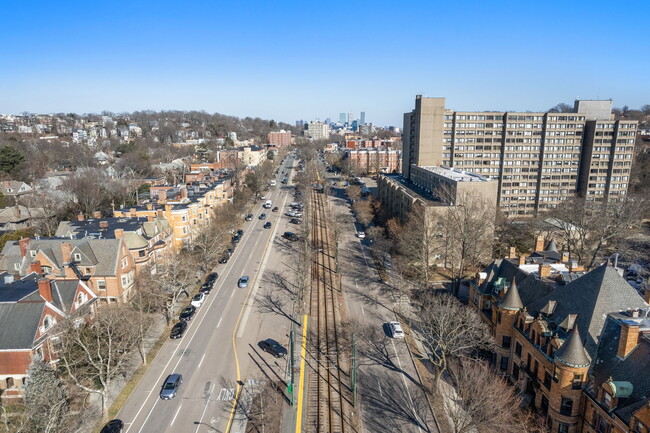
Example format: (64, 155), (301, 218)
(306, 182), (352, 433)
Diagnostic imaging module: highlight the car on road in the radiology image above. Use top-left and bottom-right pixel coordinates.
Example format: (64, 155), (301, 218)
(100, 419), (124, 433)
(225, 248), (233, 256)
(179, 306), (196, 321)
(263, 222), (272, 229)
(259, 213), (267, 220)
(199, 283), (213, 294)
(205, 272), (219, 285)
(219, 256), (229, 264)
(245, 214), (253, 221)
(260, 195), (266, 201)
(231, 235), (241, 244)
(272, 206), (279, 212)
(238, 276), (250, 288)
(258, 339), (288, 358)
(263, 200), (272, 209)
(389, 321), (405, 338)
(170, 321), (187, 339)
(191, 292), (206, 307)
(159, 374), (183, 399)
(356, 231), (366, 239)
(290, 218), (301, 225)
(283, 231), (299, 242)
(236, 229), (244, 237)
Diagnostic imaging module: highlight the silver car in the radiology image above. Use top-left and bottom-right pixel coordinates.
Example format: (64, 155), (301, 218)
(160, 374), (182, 400)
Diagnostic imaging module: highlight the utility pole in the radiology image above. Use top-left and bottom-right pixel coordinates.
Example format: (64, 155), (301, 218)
(289, 329), (295, 406)
(352, 332), (357, 407)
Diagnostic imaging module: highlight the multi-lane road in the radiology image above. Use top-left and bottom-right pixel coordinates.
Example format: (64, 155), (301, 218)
(118, 155), (298, 433)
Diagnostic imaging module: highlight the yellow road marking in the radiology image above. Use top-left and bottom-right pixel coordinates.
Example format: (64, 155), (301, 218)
(295, 314), (309, 433)
(224, 212), (278, 433)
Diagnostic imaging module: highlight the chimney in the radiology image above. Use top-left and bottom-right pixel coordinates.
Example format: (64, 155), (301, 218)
(539, 263), (551, 278)
(38, 279), (53, 303)
(146, 203), (153, 210)
(147, 215), (154, 222)
(535, 235), (545, 252)
(19, 238), (30, 258)
(3, 180), (10, 188)
(509, 246), (517, 259)
(99, 221), (109, 229)
(61, 242), (72, 263)
(77, 213), (85, 221)
(114, 229), (124, 239)
(518, 255), (526, 266)
(30, 261), (42, 275)
(644, 288), (650, 304)
(617, 321), (640, 359)
(562, 252), (570, 263)
(130, 208), (137, 217)
(180, 188), (188, 200)
(93, 211), (102, 218)
(13, 206), (21, 217)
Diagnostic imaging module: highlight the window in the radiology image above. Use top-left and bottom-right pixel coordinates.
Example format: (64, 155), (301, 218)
(502, 336), (511, 349)
(74, 253), (81, 262)
(558, 422), (569, 433)
(500, 356), (508, 371)
(544, 371), (552, 389)
(572, 374), (583, 390)
(77, 292), (86, 305)
(602, 391), (612, 407)
(97, 280), (106, 291)
(473, 292), (478, 305)
(560, 397), (573, 416)
(515, 341), (522, 357)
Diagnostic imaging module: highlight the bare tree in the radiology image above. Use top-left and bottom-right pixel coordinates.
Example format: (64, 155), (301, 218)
(352, 198), (374, 227)
(445, 359), (545, 433)
(551, 197), (647, 270)
(148, 253), (196, 324)
(59, 305), (141, 421)
(60, 169), (109, 216)
(23, 357), (69, 433)
(412, 292), (493, 387)
(190, 220), (230, 273)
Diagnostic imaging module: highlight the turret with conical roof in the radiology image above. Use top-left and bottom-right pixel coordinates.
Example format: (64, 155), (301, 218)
(554, 324), (591, 368)
(499, 278), (523, 311)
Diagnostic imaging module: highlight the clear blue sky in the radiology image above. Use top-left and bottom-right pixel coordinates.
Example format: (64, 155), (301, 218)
(1, 0), (648, 126)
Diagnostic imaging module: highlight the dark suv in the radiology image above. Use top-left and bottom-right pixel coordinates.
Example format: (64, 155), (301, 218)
(100, 420), (124, 433)
(258, 339), (288, 358)
(179, 306), (196, 321)
(170, 322), (187, 339)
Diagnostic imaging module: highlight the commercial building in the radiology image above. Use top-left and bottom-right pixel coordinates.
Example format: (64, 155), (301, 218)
(403, 96), (637, 216)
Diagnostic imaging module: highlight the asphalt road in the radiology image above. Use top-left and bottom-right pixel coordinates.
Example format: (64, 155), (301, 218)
(321, 164), (438, 433)
(118, 155), (299, 433)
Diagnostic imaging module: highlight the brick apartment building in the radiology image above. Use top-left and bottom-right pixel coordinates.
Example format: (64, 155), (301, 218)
(403, 96), (637, 216)
(344, 148), (401, 174)
(268, 130), (292, 147)
(469, 246), (650, 433)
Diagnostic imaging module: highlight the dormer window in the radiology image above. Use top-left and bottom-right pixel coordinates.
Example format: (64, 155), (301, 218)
(30, 250), (37, 257)
(602, 390), (612, 407)
(74, 253), (81, 262)
(77, 292), (87, 305)
(14, 263), (20, 270)
(43, 315), (56, 331)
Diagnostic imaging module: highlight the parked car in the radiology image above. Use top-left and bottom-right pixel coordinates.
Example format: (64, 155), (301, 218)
(283, 232), (299, 242)
(159, 374), (183, 399)
(179, 306), (196, 321)
(272, 206), (279, 212)
(245, 214), (253, 221)
(191, 292), (206, 307)
(170, 321), (187, 339)
(231, 235), (241, 244)
(100, 419), (124, 433)
(225, 248), (233, 257)
(205, 272), (219, 285)
(263, 222), (272, 229)
(290, 218), (301, 225)
(238, 276), (250, 288)
(388, 321), (405, 338)
(258, 339), (288, 358)
(356, 231), (366, 239)
(286, 211), (297, 217)
(219, 256), (229, 264)
(236, 229), (244, 237)
(199, 283), (213, 294)
(259, 213), (267, 220)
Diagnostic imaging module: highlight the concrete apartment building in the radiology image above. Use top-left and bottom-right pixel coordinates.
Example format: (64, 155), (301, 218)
(304, 121), (330, 140)
(403, 96), (637, 216)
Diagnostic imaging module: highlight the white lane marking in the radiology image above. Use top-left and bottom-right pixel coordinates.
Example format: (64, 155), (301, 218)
(170, 404), (182, 426)
(390, 338), (423, 433)
(230, 290), (235, 299)
(236, 190), (289, 338)
(217, 317), (223, 328)
(198, 354), (206, 369)
(193, 384), (214, 433)
(361, 305), (365, 315)
(378, 379), (383, 397)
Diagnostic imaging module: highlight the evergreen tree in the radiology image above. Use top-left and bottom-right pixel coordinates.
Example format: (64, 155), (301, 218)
(0, 146), (26, 175)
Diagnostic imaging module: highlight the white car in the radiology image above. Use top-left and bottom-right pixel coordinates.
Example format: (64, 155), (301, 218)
(356, 231), (366, 239)
(191, 292), (206, 307)
(389, 321), (404, 338)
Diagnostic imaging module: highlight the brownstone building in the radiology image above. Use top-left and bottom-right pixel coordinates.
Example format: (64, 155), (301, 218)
(470, 254), (649, 433)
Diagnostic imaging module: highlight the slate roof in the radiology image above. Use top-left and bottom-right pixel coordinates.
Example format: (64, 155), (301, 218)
(498, 278), (523, 311)
(554, 325), (591, 368)
(478, 258), (554, 306)
(526, 264), (648, 354)
(0, 302), (43, 349)
(530, 239), (562, 262)
(589, 314), (650, 425)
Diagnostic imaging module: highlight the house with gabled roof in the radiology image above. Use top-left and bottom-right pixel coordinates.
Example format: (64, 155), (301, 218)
(0, 272), (96, 400)
(0, 237), (135, 304)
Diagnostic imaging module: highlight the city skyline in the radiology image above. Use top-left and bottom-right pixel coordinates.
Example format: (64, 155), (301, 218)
(1, 0), (648, 126)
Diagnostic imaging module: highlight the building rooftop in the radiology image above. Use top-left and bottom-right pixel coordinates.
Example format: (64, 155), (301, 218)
(419, 166), (489, 182)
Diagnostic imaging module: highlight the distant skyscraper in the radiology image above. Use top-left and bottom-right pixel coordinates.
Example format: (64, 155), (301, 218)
(339, 113), (346, 124)
(360, 112), (366, 125)
(347, 112), (354, 125)
(325, 118), (331, 125)
(352, 120), (358, 131)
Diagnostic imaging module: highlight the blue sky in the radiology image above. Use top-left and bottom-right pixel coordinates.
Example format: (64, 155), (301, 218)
(1, 0), (648, 126)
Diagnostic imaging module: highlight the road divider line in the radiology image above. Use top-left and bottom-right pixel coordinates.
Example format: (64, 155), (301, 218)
(171, 404), (182, 426)
(295, 314), (309, 433)
(198, 354), (206, 369)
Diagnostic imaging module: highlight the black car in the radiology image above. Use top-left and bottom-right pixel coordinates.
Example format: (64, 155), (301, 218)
(236, 229), (244, 236)
(263, 222), (272, 229)
(258, 339), (287, 358)
(259, 213), (267, 220)
(219, 256), (229, 264)
(272, 206), (279, 212)
(225, 248), (233, 257)
(245, 214), (253, 221)
(283, 231), (299, 242)
(170, 321), (187, 339)
(179, 306), (196, 321)
(199, 283), (213, 294)
(290, 218), (301, 225)
(100, 419), (124, 433)
(206, 272), (219, 284)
